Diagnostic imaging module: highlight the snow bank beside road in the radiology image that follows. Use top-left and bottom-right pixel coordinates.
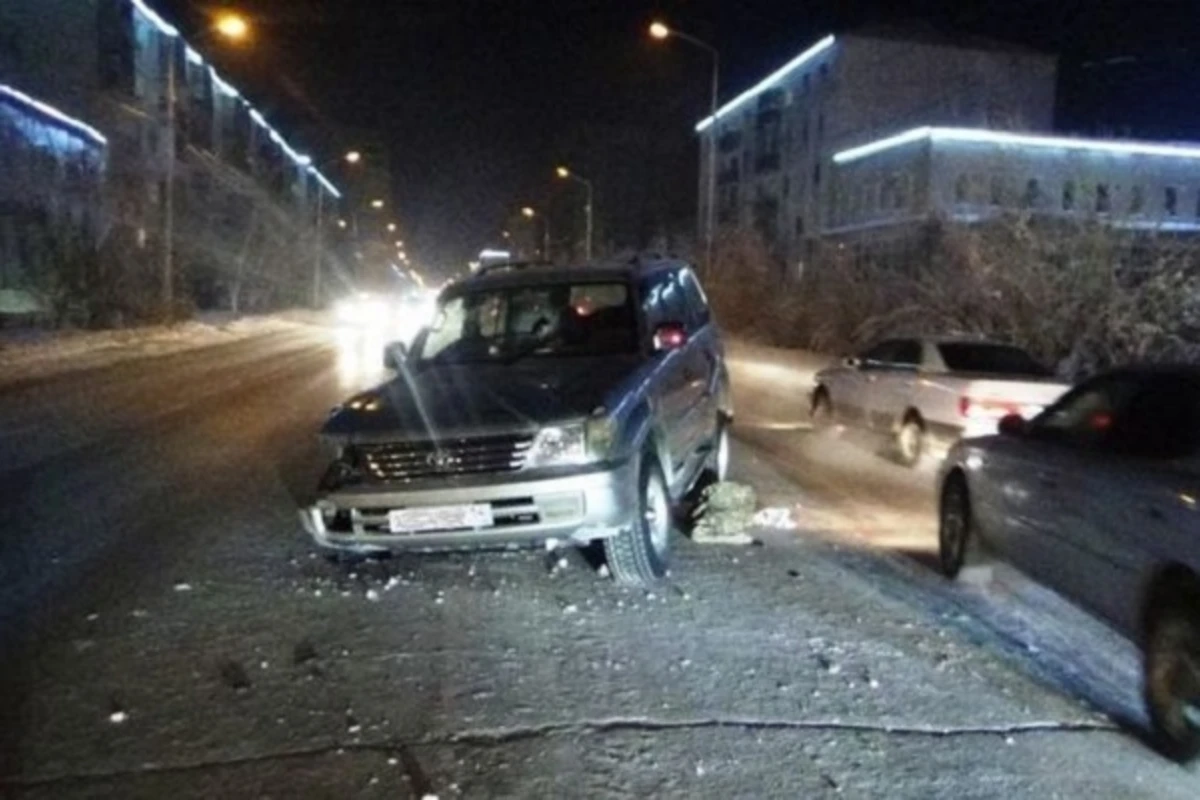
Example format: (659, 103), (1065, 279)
(0, 311), (326, 388)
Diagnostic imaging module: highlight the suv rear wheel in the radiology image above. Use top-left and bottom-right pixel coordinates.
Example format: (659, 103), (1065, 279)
(605, 454), (671, 586)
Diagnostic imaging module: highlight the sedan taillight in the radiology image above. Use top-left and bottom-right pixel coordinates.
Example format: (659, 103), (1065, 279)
(959, 396), (1022, 420)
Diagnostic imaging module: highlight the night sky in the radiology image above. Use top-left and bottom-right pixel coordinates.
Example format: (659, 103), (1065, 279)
(157, 1), (1200, 270)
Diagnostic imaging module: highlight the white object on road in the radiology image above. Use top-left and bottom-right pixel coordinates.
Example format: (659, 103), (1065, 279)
(752, 506), (797, 530)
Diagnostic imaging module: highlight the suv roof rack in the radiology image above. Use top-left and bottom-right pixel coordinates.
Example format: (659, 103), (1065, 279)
(474, 260), (554, 277)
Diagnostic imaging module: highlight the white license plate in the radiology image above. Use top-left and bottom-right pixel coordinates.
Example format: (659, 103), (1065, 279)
(388, 504), (494, 534)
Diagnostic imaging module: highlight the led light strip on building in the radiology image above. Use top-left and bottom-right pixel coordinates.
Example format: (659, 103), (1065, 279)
(130, 0), (341, 196)
(695, 35), (836, 133)
(0, 84), (107, 147)
(833, 126), (1200, 164)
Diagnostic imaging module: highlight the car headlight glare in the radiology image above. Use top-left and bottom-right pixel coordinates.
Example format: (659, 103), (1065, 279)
(526, 419), (617, 468)
(527, 424), (588, 467)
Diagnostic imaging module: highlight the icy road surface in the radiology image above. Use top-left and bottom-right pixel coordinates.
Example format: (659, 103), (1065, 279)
(0, 329), (1195, 798)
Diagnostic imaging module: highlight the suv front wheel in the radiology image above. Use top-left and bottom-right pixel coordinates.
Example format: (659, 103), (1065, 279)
(605, 454), (671, 586)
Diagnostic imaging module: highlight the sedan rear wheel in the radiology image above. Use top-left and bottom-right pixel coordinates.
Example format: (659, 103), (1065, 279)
(1145, 589), (1200, 762)
(895, 416), (925, 466)
(811, 389), (832, 428)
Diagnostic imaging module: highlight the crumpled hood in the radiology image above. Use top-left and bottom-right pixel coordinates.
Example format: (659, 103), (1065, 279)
(323, 355), (643, 441)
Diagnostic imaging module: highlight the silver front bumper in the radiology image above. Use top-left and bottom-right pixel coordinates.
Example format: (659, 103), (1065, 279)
(300, 460), (638, 552)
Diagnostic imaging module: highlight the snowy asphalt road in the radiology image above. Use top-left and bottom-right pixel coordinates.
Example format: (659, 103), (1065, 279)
(0, 327), (1196, 797)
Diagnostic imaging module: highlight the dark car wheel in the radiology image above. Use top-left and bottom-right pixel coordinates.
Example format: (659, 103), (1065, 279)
(604, 454), (671, 586)
(938, 474), (979, 579)
(1144, 581), (1200, 763)
(702, 418), (730, 484)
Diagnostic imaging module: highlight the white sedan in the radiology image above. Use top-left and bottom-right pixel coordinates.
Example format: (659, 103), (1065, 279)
(811, 338), (1070, 465)
(938, 365), (1200, 761)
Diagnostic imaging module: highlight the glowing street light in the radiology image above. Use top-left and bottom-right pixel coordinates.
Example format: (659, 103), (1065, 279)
(214, 13), (251, 42)
(521, 207), (550, 259)
(344, 150), (362, 165)
(555, 165), (594, 261)
(395, 240), (404, 248)
(337, 219), (348, 229)
(649, 21), (670, 40)
(371, 199), (385, 209)
(387, 222), (397, 232)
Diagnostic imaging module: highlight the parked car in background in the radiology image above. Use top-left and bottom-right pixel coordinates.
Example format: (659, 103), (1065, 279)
(302, 257), (732, 586)
(811, 338), (1070, 465)
(937, 365), (1200, 761)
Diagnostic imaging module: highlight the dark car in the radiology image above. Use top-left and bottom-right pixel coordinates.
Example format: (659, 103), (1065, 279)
(937, 365), (1200, 760)
(301, 257), (732, 585)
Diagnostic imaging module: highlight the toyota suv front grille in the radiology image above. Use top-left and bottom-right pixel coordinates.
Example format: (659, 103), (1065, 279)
(354, 434), (534, 483)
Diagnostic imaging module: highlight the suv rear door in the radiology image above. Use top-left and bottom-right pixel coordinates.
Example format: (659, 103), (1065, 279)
(677, 267), (723, 461)
(640, 269), (698, 485)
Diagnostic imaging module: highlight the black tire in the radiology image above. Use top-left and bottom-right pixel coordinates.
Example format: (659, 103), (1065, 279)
(700, 417), (731, 485)
(811, 388), (832, 427)
(894, 414), (925, 467)
(604, 454), (671, 586)
(1143, 579), (1200, 763)
(938, 474), (980, 579)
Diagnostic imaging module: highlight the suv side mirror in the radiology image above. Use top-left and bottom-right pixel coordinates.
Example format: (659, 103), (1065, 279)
(653, 322), (689, 352)
(843, 356), (862, 369)
(383, 341), (408, 371)
(997, 413), (1026, 437)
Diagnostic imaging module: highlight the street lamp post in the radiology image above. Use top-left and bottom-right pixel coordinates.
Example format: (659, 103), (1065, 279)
(312, 150), (362, 307)
(555, 166), (594, 262)
(650, 21), (719, 269)
(521, 206), (550, 261)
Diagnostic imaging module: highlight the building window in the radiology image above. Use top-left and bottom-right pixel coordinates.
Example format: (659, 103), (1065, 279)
(800, 119), (810, 150)
(1095, 183), (1111, 213)
(1062, 180), (1076, 211)
(989, 175), (1007, 206)
(1195, 191), (1200, 219)
(1022, 178), (1041, 208)
(819, 63), (829, 81)
(1130, 185), (1145, 214)
(795, 215), (805, 236)
(812, 162), (821, 186)
(1166, 186), (1179, 216)
(894, 174), (909, 210)
(954, 174), (969, 204)
(802, 74), (810, 95)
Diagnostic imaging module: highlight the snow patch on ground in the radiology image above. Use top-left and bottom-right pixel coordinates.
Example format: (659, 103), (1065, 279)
(0, 311), (324, 387)
(752, 506), (798, 530)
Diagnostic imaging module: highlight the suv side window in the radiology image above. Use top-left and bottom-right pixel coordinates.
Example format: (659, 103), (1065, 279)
(679, 268), (712, 331)
(640, 270), (687, 330)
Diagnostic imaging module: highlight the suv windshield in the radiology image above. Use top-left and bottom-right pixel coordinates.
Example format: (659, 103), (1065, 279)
(938, 343), (1050, 376)
(415, 281), (637, 364)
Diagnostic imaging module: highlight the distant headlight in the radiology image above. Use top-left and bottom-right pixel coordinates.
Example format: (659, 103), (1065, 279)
(334, 299), (358, 323)
(526, 419), (616, 468)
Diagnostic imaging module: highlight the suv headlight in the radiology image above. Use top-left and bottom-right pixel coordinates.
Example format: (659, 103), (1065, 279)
(526, 419), (616, 467)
